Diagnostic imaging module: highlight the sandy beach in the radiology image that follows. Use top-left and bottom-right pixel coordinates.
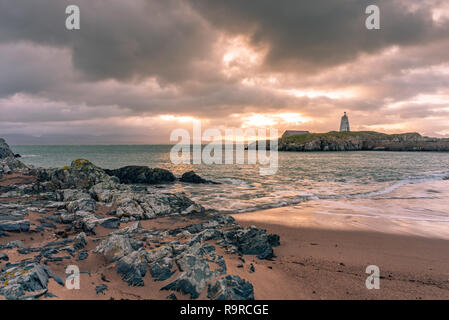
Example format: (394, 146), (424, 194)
(231, 181), (449, 299)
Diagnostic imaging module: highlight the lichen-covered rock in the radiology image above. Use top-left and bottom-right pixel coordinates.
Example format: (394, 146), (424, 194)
(207, 275), (254, 300)
(0, 264), (52, 300)
(162, 243), (225, 299)
(36, 159), (114, 190)
(116, 248), (148, 286)
(146, 246), (175, 281)
(94, 234), (134, 262)
(105, 166), (176, 185)
(67, 198), (97, 213)
(111, 190), (201, 220)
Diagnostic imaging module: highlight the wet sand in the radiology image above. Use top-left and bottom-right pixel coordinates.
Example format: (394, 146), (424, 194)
(232, 185), (449, 299)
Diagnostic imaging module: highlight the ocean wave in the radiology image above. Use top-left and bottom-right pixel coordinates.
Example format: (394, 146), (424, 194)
(318, 171), (449, 201)
(20, 154), (42, 158)
(215, 170), (449, 214)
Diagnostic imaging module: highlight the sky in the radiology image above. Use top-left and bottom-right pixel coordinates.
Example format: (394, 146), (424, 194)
(0, 0), (448, 144)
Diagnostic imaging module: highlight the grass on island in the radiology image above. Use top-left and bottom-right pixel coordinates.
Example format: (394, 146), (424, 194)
(280, 131), (422, 144)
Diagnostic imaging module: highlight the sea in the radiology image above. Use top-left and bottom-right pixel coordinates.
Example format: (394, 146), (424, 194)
(11, 144), (449, 221)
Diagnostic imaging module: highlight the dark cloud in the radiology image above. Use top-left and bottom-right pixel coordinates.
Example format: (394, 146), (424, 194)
(188, 0), (448, 72)
(0, 0), (448, 143)
(0, 0), (214, 82)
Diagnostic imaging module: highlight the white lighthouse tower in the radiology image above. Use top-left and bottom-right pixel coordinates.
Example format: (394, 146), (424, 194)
(339, 112), (350, 132)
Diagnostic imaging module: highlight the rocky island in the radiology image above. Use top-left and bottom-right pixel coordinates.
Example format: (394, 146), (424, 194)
(251, 131), (449, 152)
(0, 138), (279, 300)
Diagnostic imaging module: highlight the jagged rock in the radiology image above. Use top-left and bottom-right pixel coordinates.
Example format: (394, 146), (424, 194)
(0, 157), (29, 175)
(73, 232), (87, 250)
(67, 198), (97, 213)
(162, 244), (225, 299)
(0, 220), (30, 232)
(0, 264), (52, 300)
(180, 171), (219, 184)
(105, 166), (176, 185)
(222, 226), (277, 260)
(89, 181), (119, 202)
(99, 217), (120, 229)
(146, 246), (175, 281)
(36, 159), (114, 190)
(60, 212), (75, 224)
(112, 191), (200, 220)
(116, 248), (148, 286)
(207, 275), (254, 300)
(94, 234), (134, 262)
(0, 138), (15, 159)
(115, 198), (145, 218)
(62, 189), (92, 202)
(149, 257), (175, 281)
(0, 253), (9, 261)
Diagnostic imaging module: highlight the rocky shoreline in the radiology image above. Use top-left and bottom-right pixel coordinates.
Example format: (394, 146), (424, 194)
(0, 138), (279, 300)
(249, 131), (449, 152)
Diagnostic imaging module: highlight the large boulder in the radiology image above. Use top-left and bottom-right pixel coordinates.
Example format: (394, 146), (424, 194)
(179, 171), (219, 184)
(162, 243), (225, 299)
(110, 190), (202, 220)
(104, 166), (175, 184)
(0, 157), (29, 175)
(0, 264), (53, 300)
(94, 234), (135, 262)
(222, 226), (278, 259)
(0, 138), (15, 159)
(36, 159), (115, 190)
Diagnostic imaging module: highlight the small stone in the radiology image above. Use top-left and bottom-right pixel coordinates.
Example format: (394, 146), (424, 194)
(95, 284), (108, 295)
(249, 263), (255, 273)
(78, 249), (89, 261)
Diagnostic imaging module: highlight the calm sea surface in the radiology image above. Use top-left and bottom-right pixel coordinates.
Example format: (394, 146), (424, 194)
(11, 145), (449, 218)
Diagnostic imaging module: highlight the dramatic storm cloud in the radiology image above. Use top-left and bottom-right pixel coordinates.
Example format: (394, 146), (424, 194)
(0, 0), (448, 143)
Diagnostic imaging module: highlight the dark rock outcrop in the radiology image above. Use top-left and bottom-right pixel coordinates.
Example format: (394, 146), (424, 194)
(280, 132), (449, 152)
(104, 166), (175, 184)
(251, 131), (449, 152)
(36, 159), (116, 190)
(0, 138), (15, 159)
(180, 171), (219, 184)
(0, 220), (30, 232)
(207, 275), (254, 300)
